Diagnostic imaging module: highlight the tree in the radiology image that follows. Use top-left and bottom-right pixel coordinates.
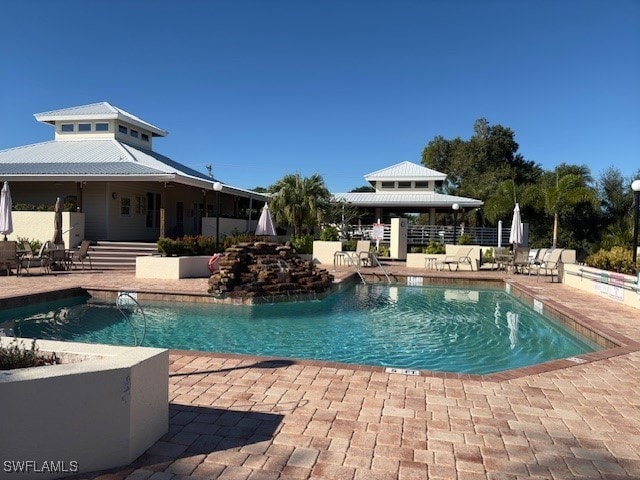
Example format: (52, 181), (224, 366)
(597, 167), (640, 249)
(421, 118), (542, 205)
(522, 165), (599, 248)
(322, 200), (363, 239)
(350, 185), (375, 193)
(268, 173), (330, 237)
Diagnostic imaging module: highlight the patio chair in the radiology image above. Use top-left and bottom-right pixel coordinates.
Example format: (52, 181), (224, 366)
(0, 241), (20, 276)
(528, 248), (564, 282)
(510, 247), (530, 273)
(19, 240), (50, 274)
(333, 240), (374, 269)
(436, 246), (473, 271)
(71, 240), (92, 270)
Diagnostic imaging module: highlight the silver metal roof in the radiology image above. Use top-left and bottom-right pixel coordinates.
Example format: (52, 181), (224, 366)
(0, 138), (268, 200)
(34, 102), (168, 137)
(365, 161), (447, 182)
(332, 191), (483, 209)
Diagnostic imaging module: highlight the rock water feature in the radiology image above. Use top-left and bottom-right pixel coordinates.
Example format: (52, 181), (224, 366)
(207, 242), (334, 302)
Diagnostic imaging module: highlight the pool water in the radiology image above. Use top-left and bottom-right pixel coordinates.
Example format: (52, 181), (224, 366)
(0, 284), (599, 374)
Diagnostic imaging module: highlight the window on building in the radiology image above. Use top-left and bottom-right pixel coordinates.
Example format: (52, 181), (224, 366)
(96, 123), (109, 132)
(118, 125), (128, 134)
(121, 197), (131, 216)
(141, 133), (149, 142)
(61, 124), (74, 132)
(78, 123), (91, 132)
(414, 181), (430, 189)
(381, 181), (395, 189)
(398, 181), (411, 189)
(130, 129), (139, 138)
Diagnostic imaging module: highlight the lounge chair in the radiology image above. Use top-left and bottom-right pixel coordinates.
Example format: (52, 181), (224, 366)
(71, 240), (92, 270)
(436, 246), (473, 271)
(528, 248), (564, 281)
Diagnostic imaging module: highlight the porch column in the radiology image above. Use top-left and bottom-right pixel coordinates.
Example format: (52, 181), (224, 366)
(160, 184), (166, 238)
(429, 208), (436, 225)
(76, 182), (83, 212)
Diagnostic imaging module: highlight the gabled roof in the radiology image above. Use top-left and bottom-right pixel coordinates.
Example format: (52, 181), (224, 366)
(0, 139), (267, 199)
(332, 191), (482, 209)
(364, 161), (447, 183)
(34, 102), (168, 137)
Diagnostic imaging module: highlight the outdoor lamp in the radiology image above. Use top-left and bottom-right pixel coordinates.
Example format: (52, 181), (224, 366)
(452, 203), (460, 245)
(213, 182), (223, 250)
(632, 179), (640, 270)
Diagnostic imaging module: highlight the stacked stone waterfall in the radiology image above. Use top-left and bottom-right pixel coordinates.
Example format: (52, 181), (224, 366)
(208, 242), (333, 299)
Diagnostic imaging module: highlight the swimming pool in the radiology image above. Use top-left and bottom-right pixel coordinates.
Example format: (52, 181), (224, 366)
(0, 284), (599, 374)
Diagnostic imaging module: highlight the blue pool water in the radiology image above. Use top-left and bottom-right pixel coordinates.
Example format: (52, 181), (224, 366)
(0, 284), (599, 374)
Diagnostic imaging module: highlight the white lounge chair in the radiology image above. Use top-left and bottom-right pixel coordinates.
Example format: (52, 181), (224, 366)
(436, 246), (473, 271)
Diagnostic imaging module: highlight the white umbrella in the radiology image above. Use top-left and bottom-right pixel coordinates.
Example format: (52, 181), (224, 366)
(255, 204), (276, 236)
(0, 182), (13, 241)
(509, 203), (523, 246)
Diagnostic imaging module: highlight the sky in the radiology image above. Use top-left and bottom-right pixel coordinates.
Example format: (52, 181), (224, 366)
(1, 0), (638, 193)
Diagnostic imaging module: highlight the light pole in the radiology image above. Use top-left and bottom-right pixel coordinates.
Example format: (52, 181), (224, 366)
(632, 179), (640, 270)
(452, 203), (460, 245)
(213, 181), (223, 251)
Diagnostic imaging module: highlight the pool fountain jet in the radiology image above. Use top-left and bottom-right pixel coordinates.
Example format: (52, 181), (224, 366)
(208, 241), (333, 302)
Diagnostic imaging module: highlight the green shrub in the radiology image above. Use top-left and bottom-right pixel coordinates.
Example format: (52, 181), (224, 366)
(424, 241), (445, 254)
(410, 246), (423, 254)
(320, 226), (339, 241)
(457, 234), (472, 245)
(377, 245), (390, 257)
(343, 239), (357, 252)
(17, 237), (41, 253)
(482, 247), (494, 261)
(0, 338), (59, 370)
(158, 235), (221, 256)
(290, 234), (314, 254)
(585, 247), (636, 275)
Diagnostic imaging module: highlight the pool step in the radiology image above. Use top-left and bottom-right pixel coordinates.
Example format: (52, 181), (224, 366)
(87, 242), (158, 270)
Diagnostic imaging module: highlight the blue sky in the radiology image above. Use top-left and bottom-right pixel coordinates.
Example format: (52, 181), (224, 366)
(1, 0), (638, 192)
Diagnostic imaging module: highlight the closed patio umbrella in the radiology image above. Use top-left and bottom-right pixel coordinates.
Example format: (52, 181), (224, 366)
(0, 182), (13, 241)
(52, 197), (63, 245)
(255, 204), (276, 236)
(508, 203), (523, 247)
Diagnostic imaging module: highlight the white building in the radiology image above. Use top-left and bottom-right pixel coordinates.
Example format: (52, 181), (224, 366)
(0, 102), (268, 241)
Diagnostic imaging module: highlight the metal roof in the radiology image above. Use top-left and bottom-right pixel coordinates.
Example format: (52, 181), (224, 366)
(34, 102), (168, 137)
(332, 191), (483, 209)
(364, 161), (447, 182)
(0, 138), (268, 200)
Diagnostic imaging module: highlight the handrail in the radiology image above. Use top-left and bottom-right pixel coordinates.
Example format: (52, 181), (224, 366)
(334, 252), (367, 284)
(370, 254), (392, 284)
(565, 267), (640, 293)
(116, 292), (148, 346)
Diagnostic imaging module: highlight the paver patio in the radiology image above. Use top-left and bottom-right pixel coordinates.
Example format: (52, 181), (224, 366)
(2, 265), (639, 479)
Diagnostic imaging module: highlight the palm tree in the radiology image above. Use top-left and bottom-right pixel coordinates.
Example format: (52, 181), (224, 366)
(523, 166), (598, 248)
(269, 173), (330, 237)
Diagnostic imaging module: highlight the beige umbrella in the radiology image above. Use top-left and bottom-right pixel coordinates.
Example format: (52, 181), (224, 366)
(52, 197), (63, 245)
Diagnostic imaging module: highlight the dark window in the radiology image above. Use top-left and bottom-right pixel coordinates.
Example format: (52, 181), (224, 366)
(398, 181), (411, 189)
(415, 181), (430, 189)
(96, 123), (109, 131)
(141, 133), (149, 142)
(381, 181), (394, 189)
(118, 125), (128, 134)
(130, 129), (139, 138)
(61, 124), (74, 132)
(78, 123), (91, 132)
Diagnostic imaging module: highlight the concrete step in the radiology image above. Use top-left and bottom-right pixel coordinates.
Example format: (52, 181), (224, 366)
(86, 241), (158, 270)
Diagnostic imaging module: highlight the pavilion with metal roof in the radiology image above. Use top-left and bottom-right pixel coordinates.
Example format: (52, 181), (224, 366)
(332, 161), (483, 224)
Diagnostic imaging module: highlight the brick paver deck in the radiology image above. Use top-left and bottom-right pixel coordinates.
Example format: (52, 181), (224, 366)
(2, 265), (639, 479)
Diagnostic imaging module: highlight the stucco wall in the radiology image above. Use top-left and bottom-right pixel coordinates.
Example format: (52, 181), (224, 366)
(8, 212), (85, 248)
(0, 339), (168, 479)
(561, 263), (640, 310)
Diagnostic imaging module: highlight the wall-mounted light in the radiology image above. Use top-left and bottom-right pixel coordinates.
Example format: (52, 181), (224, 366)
(112, 192), (117, 200)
